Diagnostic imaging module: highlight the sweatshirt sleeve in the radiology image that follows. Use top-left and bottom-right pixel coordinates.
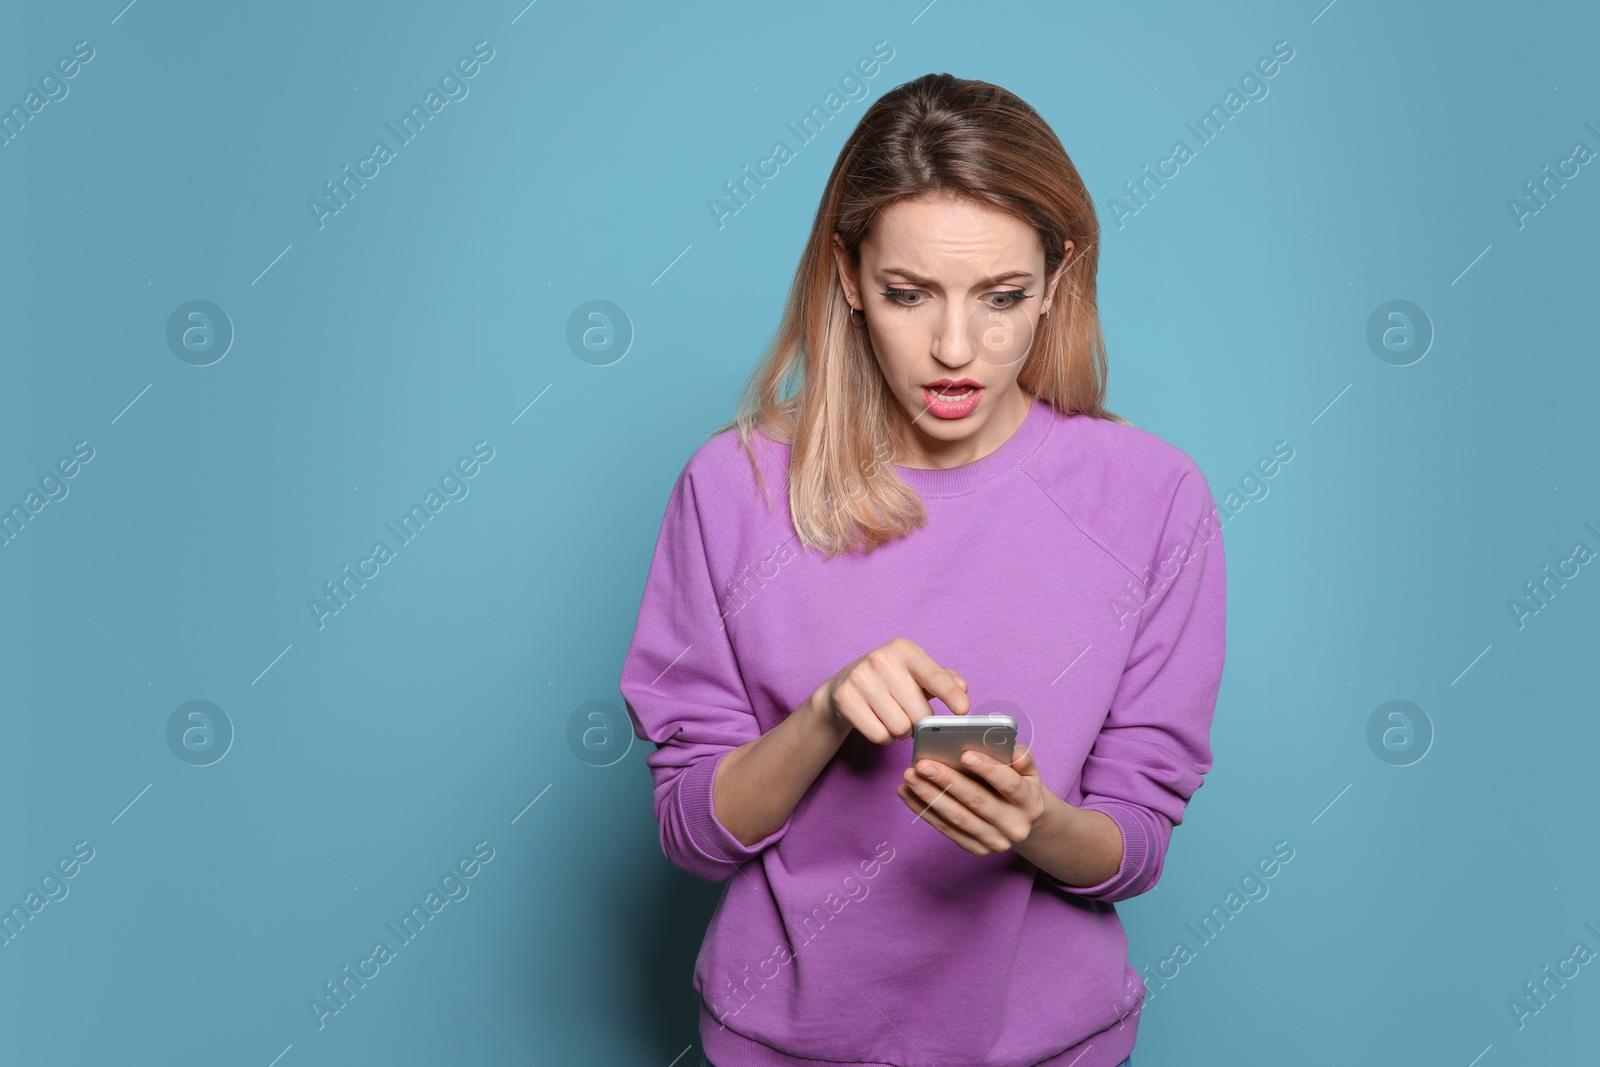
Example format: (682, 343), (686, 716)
(618, 456), (791, 882)
(1046, 460), (1226, 903)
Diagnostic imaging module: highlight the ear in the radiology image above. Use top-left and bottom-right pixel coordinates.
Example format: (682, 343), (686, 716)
(1042, 239), (1074, 316)
(831, 233), (860, 309)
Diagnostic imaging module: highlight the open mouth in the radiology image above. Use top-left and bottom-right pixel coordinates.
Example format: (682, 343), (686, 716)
(922, 383), (983, 418)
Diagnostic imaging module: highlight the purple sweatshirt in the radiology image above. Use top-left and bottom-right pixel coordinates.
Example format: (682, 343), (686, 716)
(619, 394), (1226, 1067)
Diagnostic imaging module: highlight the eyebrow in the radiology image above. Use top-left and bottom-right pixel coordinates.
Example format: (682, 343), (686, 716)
(877, 267), (1035, 288)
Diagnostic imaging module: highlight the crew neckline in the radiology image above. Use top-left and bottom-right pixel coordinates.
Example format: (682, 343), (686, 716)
(891, 394), (1054, 496)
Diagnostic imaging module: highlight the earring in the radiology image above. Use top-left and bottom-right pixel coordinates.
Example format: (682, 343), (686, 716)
(849, 306), (864, 325)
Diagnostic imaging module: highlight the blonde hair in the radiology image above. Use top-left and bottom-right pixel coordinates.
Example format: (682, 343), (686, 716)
(714, 72), (1130, 558)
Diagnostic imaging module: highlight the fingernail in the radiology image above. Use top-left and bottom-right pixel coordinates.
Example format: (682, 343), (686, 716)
(918, 762), (937, 777)
(962, 752), (978, 766)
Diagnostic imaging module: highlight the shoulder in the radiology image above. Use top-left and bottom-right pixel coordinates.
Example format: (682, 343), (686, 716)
(1033, 405), (1211, 507)
(663, 422), (794, 572)
(677, 421), (790, 506)
(1026, 406), (1217, 574)
(1074, 412), (1205, 491)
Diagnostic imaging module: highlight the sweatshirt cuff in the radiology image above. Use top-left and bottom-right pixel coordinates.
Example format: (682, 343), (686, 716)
(1044, 799), (1155, 901)
(678, 748), (789, 868)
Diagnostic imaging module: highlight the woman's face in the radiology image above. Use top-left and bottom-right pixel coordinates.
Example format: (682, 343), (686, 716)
(832, 192), (1071, 469)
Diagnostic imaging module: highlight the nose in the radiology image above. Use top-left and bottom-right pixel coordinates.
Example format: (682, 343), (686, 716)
(930, 302), (975, 368)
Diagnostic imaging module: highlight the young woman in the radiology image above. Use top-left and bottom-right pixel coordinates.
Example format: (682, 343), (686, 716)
(620, 72), (1226, 1067)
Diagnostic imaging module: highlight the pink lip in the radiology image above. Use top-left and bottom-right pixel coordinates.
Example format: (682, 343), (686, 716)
(922, 384), (982, 419)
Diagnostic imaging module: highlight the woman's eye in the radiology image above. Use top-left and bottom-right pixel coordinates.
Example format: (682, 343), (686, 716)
(988, 290), (1028, 309)
(881, 287), (922, 306)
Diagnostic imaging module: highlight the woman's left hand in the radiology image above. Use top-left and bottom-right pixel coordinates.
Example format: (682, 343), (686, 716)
(897, 743), (1049, 855)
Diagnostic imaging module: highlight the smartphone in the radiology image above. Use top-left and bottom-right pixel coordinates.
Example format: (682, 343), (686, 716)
(911, 714), (1017, 773)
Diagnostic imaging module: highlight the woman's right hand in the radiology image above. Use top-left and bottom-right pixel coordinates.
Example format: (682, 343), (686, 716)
(811, 637), (970, 744)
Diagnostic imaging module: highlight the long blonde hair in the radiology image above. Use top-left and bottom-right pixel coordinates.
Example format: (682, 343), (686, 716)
(714, 72), (1130, 558)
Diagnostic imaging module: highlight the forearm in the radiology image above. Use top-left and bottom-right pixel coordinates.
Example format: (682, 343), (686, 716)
(713, 691), (852, 846)
(1012, 789), (1124, 888)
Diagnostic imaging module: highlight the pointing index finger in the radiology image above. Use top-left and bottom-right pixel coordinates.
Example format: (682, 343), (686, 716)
(907, 647), (969, 714)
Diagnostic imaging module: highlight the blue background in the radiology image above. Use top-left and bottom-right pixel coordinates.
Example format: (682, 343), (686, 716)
(3, 1), (1596, 1064)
